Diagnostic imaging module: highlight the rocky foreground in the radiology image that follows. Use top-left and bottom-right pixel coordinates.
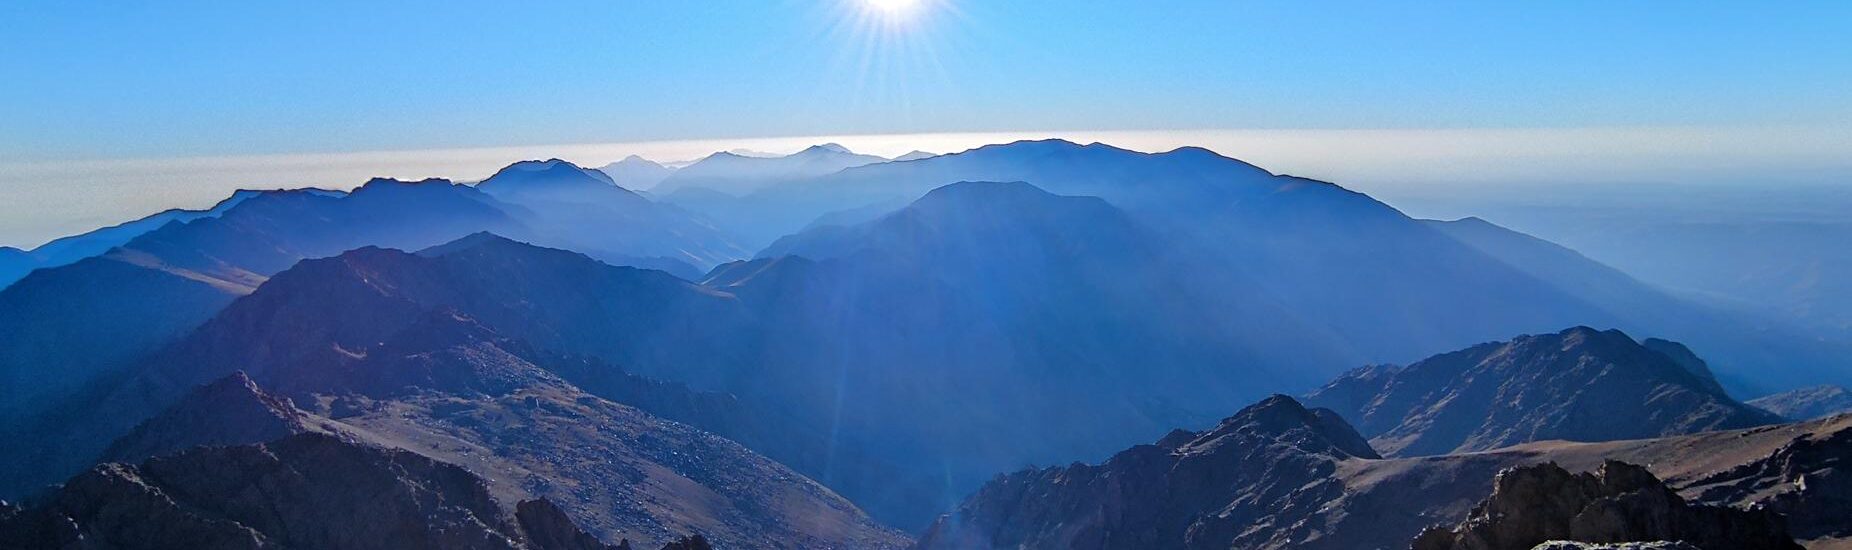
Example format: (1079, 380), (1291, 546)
(920, 395), (1851, 550)
(1412, 461), (1800, 550)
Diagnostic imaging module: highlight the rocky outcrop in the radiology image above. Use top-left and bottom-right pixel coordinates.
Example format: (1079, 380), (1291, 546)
(1681, 421), (1852, 541)
(1306, 327), (1781, 457)
(915, 395), (1378, 549)
(1530, 543), (1700, 550)
(0, 433), (613, 550)
(1410, 461), (1801, 550)
(1748, 385), (1852, 421)
(515, 499), (632, 550)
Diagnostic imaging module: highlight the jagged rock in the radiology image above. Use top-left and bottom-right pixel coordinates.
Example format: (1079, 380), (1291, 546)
(915, 395), (1378, 549)
(100, 370), (314, 464)
(0, 433), (615, 549)
(1307, 327), (1781, 457)
(1410, 460), (1801, 550)
(1683, 424), (1852, 540)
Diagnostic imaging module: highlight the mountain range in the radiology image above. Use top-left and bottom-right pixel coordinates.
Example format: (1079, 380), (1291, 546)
(651, 143), (887, 198)
(5, 138), (1852, 548)
(3, 244), (905, 547)
(0, 161), (742, 415)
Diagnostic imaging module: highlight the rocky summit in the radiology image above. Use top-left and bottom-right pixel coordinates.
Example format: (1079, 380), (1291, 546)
(915, 395), (1378, 549)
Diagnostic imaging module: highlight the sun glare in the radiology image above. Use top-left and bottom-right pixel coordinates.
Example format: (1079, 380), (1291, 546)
(864, 0), (921, 17)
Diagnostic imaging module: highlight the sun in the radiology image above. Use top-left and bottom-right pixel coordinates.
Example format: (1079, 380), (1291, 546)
(863, 0), (921, 16)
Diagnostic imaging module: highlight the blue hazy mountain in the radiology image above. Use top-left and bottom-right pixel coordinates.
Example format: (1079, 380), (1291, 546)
(474, 158), (745, 272)
(9, 140), (1852, 539)
(0, 181), (516, 415)
(653, 143), (888, 198)
(1, 165), (745, 421)
(4, 180), (1353, 529)
(1421, 216), (1852, 394)
(684, 140), (1847, 391)
(0, 189), (282, 289)
(1387, 182), (1852, 336)
(597, 154), (676, 190)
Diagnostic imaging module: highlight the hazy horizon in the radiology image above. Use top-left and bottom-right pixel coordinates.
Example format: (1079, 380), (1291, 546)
(6, 125), (1850, 249)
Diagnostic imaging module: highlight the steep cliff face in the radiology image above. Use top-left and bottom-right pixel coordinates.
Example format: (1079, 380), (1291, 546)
(915, 395), (1378, 550)
(1306, 327), (1781, 457)
(1411, 461), (1801, 550)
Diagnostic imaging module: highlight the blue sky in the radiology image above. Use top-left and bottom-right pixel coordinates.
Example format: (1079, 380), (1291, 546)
(4, 1), (1850, 161)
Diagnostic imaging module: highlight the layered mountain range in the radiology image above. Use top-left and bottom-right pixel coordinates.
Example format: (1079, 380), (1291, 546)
(5, 139), (1851, 548)
(4, 260), (904, 547)
(0, 160), (738, 415)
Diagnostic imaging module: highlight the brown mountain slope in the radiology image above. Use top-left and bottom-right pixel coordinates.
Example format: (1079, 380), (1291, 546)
(71, 309), (908, 549)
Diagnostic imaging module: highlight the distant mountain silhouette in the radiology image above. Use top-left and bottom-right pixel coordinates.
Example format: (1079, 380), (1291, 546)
(474, 158), (745, 270)
(654, 143), (887, 197)
(598, 154), (676, 190)
(1304, 327), (1781, 457)
(0, 189), (286, 289)
(1423, 216), (1852, 393)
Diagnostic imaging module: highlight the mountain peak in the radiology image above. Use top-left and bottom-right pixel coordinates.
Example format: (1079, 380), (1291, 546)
(1187, 394), (1381, 459)
(480, 158), (617, 190)
(358, 177), (455, 190)
(415, 231), (533, 257)
(101, 370), (312, 464)
(801, 143), (854, 155)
